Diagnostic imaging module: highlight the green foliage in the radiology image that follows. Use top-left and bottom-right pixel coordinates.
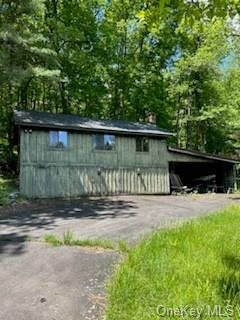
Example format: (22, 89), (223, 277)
(0, 176), (18, 206)
(63, 230), (74, 245)
(166, 19), (232, 153)
(106, 205), (240, 320)
(0, 0), (59, 169)
(1, 0), (240, 170)
(0, 0), (58, 84)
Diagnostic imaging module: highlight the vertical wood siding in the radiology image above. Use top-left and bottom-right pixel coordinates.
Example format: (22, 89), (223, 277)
(20, 130), (170, 198)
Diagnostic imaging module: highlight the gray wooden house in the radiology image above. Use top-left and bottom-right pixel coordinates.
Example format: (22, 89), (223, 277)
(14, 110), (173, 198)
(14, 110), (238, 198)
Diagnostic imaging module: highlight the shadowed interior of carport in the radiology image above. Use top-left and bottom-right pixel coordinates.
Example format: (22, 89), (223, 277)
(168, 147), (238, 193)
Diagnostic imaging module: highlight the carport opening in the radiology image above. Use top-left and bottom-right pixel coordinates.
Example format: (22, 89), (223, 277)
(169, 161), (235, 193)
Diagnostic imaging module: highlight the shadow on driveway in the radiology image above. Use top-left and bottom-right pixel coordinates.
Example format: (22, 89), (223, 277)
(0, 233), (29, 256)
(0, 197), (138, 236)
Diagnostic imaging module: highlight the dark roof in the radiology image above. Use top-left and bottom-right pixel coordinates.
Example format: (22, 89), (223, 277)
(168, 146), (239, 164)
(14, 110), (173, 138)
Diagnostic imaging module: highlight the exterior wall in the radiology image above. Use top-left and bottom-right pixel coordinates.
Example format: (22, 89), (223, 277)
(20, 129), (170, 198)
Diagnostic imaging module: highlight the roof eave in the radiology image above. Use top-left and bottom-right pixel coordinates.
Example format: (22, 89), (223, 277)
(168, 146), (239, 164)
(15, 121), (173, 138)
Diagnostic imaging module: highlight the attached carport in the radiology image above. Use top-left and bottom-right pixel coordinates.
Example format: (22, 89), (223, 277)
(168, 147), (238, 193)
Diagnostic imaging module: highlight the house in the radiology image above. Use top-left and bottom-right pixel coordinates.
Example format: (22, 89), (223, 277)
(14, 110), (238, 198)
(14, 110), (173, 198)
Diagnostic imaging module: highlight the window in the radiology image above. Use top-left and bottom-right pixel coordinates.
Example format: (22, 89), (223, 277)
(136, 137), (149, 152)
(49, 131), (68, 148)
(92, 134), (116, 151)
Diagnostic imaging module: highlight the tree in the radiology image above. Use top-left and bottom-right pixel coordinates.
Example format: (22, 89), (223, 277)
(0, 0), (59, 171)
(166, 19), (230, 153)
(1, 0), (240, 174)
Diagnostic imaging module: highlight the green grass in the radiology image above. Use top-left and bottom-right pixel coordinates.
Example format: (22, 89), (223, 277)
(44, 231), (115, 250)
(106, 205), (240, 320)
(44, 234), (62, 246)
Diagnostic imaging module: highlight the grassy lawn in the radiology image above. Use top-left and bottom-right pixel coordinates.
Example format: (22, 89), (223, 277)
(106, 205), (240, 320)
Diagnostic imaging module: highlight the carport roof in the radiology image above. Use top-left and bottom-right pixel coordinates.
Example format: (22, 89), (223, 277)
(14, 110), (173, 138)
(168, 146), (239, 164)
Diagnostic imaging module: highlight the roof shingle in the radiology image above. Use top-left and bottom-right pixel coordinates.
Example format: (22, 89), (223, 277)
(14, 110), (173, 138)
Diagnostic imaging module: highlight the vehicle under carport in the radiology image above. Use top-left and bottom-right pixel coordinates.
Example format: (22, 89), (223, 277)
(168, 147), (238, 193)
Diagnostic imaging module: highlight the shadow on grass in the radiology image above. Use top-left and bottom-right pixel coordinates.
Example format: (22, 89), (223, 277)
(219, 254), (240, 303)
(223, 254), (240, 270)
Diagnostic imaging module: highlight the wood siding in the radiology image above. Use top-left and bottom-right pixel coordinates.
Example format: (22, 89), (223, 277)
(168, 151), (211, 163)
(20, 129), (170, 198)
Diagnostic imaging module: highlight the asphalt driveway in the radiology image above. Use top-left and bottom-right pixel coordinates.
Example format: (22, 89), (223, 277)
(0, 241), (118, 320)
(0, 194), (239, 320)
(0, 194), (239, 242)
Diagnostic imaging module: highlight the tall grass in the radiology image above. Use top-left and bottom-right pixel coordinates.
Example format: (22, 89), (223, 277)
(106, 205), (240, 320)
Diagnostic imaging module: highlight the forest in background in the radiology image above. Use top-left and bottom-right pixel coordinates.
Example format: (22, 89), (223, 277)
(1, 0), (240, 173)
